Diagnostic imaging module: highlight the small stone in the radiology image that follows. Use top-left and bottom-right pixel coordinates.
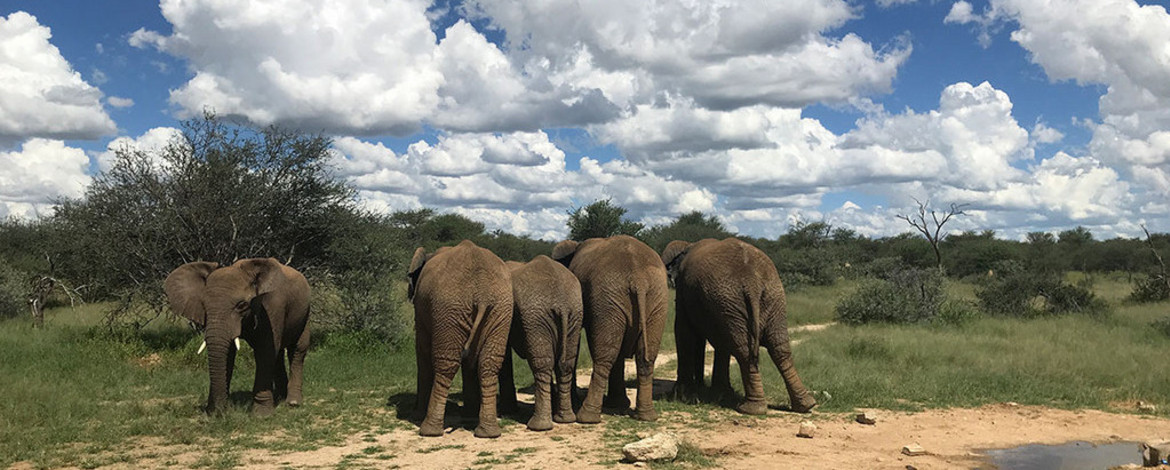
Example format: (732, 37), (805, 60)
(797, 421), (817, 438)
(1004, 401), (1020, 407)
(1138, 401), (1158, 413)
(622, 433), (679, 462)
(906, 466), (918, 470)
(856, 412), (877, 425)
(902, 444), (926, 456)
(1142, 441), (1170, 467)
(633, 462), (646, 468)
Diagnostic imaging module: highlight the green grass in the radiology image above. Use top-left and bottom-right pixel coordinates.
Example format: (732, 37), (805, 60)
(3, 277), (1169, 468)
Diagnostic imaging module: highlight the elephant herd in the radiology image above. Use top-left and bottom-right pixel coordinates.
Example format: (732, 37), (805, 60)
(164, 235), (815, 438)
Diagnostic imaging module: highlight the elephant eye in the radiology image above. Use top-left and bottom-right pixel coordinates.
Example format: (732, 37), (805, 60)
(235, 300), (249, 311)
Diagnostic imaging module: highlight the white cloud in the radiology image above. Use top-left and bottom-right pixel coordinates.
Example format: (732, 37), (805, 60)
(0, 12), (116, 147)
(96, 127), (183, 173)
(0, 139), (91, 218)
(107, 96), (135, 108)
(1030, 121), (1064, 144)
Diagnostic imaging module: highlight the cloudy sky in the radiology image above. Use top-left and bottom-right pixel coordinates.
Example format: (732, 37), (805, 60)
(2, 0), (1169, 240)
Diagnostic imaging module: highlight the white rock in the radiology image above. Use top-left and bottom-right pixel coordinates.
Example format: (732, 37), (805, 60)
(622, 433), (679, 462)
(902, 443), (926, 456)
(797, 421), (817, 438)
(856, 411), (877, 425)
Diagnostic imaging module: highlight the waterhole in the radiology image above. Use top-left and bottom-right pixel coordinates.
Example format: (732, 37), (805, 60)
(980, 441), (1140, 470)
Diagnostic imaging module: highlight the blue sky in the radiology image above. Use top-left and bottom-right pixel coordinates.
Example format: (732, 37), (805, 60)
(2, 0), (1170, 240)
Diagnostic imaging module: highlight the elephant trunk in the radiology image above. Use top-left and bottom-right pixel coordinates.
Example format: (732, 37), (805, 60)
(204, 315), (241, 413)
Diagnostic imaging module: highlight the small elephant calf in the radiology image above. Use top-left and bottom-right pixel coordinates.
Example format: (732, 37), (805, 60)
(499, 255), (584, 431)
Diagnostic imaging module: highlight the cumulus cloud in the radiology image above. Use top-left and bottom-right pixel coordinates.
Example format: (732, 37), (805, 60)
(0, 139), (91, 218)
(95, 127), (183, 173)
(107, 96), (135, 108)
(0, 12), (116, 147)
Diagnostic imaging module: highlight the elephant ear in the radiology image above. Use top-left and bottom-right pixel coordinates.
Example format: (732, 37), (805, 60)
(408, 247), (428, 300)
(661, 241), (691, 269)
(551, 240), (579, 266)
(237, 258), (286, 296)
(164, 261), (219, 327)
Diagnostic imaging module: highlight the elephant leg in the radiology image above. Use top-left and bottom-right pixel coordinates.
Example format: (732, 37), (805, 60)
(274, 348), (288, 403)
(672, 308), (702, 402)
(527, 356), (555, 431)
(735, 353), (768, 415)
(413, 329), (433, 422)
(577, 321), (622, 424)
(461, 357), (481, 422)
(633, 337), (658, 422)
(286, 326), (309, 406)
(711, 346), (733, 401)
(420, 358), (458, 437)
(251, 340), (277, 416)
(764, 324), (816, 413)
(604, 355), (631, 410)
(553, 321), (580, 423)
(225, 343), (237, 393)
(474, 335), (506, 439)
(498, 347), (518, 415)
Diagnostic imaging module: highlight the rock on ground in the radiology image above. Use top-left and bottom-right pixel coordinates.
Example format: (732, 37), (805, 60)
(797, 421), (817, 438)
(1144, 441), (1170, 467)
(622, 433), (679, 462)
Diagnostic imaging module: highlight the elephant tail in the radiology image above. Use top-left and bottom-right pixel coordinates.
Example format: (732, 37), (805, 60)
(744, 290), (761, 362)
(633, 288), (649, 363)
(557, 307), (570, 366)
(462, 303), (489, 360)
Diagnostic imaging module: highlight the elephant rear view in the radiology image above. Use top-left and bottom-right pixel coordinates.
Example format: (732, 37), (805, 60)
(552, 235), (667, 423)
(164, 258), (310, 415)
(499, 255), (583, 431)
(409, 240), (513, 438)
(662, 237), (816, 414)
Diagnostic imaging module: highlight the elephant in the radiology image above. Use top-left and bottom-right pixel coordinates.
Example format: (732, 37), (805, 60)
(661, 238), (816, 414)
(498, 256), (584, 431)
(164, 258), (310, 415)
(408, 240), (513, 438)
(552, 235), (668, 423)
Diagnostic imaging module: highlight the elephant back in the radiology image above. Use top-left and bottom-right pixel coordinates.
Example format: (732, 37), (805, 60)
(570, 235), (666, 285)
(512, 256), (582, 312)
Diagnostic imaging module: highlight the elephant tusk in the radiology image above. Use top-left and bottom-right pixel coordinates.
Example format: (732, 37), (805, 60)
(196, 340), (207, 355)
(234, 337), (241, 350)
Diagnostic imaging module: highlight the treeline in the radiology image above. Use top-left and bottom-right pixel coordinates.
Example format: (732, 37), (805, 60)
(0, 116), (1167, 340)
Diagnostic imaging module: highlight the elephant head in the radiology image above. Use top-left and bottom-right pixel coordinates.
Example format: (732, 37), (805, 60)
(551, 240), (580, 267)
(660, 240), (692, 285)
(165, 258), (287, 412)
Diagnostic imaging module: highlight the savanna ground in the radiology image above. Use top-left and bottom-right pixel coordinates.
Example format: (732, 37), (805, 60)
(3, 275), (1170, 469)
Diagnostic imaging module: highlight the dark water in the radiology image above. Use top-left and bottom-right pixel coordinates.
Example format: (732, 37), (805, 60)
(980, 441), (1141, 470)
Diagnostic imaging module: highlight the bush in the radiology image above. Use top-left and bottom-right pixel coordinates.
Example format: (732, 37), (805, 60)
(1129, 274), (1170, 303)
(0, 262), (27, 319)
(835, 267), (945, 325)
(309, 274), (410, 348)
(977, 261), (1107, 317)
(934, 299), (981, 327)
(1151, 316), (1170, 338)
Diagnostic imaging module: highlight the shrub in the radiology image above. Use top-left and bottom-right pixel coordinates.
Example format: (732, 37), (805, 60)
(1152, 316), (1170, 338)
(310, 272), (410, 348)
(934, 299), (981, 327)
(977, 261), (1108, 317)
(0, 262), (27, 319)
(1129, 274), (1170, 303)
(835, 267), (945, 325)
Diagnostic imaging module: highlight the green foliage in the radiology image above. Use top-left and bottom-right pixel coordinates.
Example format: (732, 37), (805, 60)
(1151, 316), (1170, 338)
(0, 261), (27, 319)
(640, 211), (732, 252)
(1130, 274), (1170, 303)
(566, 199), (643, 241)
(976, 261), (1108, 317)
(835, 268), (946, 325)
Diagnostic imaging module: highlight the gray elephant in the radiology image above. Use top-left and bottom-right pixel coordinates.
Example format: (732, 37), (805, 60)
(552, 235), (668, 423)
(498, 256), (584, 431)
(408, 240), (513, 438)
(661, 238), (816, 414)
(165, 258), (310, 415)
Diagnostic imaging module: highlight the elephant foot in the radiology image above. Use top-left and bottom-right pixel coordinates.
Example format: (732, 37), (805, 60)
(709, 385), (736, 404)
(790, 393), (817, 414)
(526, 416), (554, 432)
(576, 408), (602, 424)
(252, 403), (276, 417)
(669, 382), (700, 404)
(474, 423), (502, 438)
(602, 394), (631, 410)
(419, 421), (445, 437)
(286, 399), (301, 407)
(287, 391), (303, 407)
(736, 400), (768, 416)
(553, 411), (576, 424)
(633, 407), (658, 422)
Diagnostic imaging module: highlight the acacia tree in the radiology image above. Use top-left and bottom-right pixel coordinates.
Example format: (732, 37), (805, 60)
(53, 114), (357, 329)
(566, 199), (643, 241)
(896, 198), (967, 271)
